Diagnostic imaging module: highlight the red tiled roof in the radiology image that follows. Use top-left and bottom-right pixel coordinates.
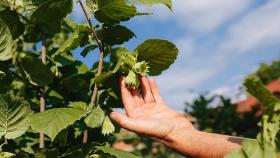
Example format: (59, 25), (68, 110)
(237, 79), (280, 113)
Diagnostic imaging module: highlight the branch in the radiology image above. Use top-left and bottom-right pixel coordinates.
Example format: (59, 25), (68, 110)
(78, 0), (104, 108)
(14, 11), (34, 25)
(78, 0), (105, 144)
(39, 32), (46, 149)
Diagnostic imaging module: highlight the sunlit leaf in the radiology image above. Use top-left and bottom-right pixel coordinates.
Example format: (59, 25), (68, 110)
(54, 25), (89, 56)
(0, 18), (13, 61)
(95, 146), (142, 158)
(29, 108), (86, 141)
(0, 70), (5, 79)
(101, 116), (115, 135)
(69, 102), (88, 111)
(84, 106), (105, 128)
(0, 94), (31, 139)
(244, 75), (280, 109)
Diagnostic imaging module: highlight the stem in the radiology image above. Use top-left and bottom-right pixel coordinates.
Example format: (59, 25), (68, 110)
(0, 138), (8, 149)
(78, 0), (104, 144)
(39, 32), (46, 149)
(15, 11), (34, 25)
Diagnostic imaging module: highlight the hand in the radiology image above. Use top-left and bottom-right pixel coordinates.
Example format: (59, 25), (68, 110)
(110, 76), (195, 142)
(110, 76), (242, 158)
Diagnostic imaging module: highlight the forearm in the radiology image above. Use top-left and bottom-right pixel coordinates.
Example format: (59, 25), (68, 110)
(162, 128), (243, 158)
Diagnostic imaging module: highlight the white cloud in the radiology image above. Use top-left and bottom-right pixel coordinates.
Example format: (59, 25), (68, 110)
(150, 1), (280, 111)
(156, 65), (219, 110)
(221, 0), (280, 54)
(144, 0), (253, 33)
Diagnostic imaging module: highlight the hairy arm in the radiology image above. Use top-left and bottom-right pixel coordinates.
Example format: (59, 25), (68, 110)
(110, 76), (243, 158)
(162, 128), (243, 158)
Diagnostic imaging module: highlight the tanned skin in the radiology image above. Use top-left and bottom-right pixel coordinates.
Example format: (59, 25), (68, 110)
(110, 76), (243, 158)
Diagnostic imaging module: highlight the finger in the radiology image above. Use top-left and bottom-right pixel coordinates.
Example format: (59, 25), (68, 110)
(140, 76), (155, 103)
(148, 78), (164, 103)
(120, 76), (136, 116)
(110, 112), (169, 137)
(110, 112), (139, 133)
(130, 88), (144, 106)
(110, 112), (151, 135)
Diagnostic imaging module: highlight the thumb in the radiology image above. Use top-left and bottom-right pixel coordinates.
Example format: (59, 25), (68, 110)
(110, 112), (137, 132)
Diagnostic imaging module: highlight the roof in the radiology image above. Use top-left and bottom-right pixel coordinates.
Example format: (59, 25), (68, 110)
(236, 79), (280, 113)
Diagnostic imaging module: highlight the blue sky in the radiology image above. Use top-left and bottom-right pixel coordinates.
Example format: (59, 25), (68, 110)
(72, 0), (280, 111)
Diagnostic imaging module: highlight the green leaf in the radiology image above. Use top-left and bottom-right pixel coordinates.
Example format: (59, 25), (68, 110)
(80, 45), (98, 57)
(69, 102), (88, 111)
(54, 52), (76, 67)
(98, 25), (135, 45)
(242, 140), (263, 158)
(101, 116), (115, 135)
(0, 9), (24, 39)
(135, 39), (179, 76)
(0, 0), (24, 10)
(61, 73), (92, 93)
(0, 18), (13, 61)
(0, 0), (10, 9)
(59, 61), (89, 77)
(25, 0), (73, 23)
(244, 75), (280, 109)
(84, 106), (105, 128)
(46, 89), (64, 106)
(0, 94), (31, 139)
(0, 71), (13, 90)
(0, 71), (5, 79)
(95, 146), (142, 158)
(54, 25), (89, 56)
(88, 0), (137, 25)
(224, 148), (246, 158)
(29, 108), (86, 141)
(131, 0), (172, 10)
(0, 151), (16, 158)
(94, 56), (123, 84)
(94, 72), (114, 84)
(19, 54), (54, 86)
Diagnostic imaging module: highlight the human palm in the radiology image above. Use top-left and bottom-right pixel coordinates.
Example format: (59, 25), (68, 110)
(110, 76), (194, 141)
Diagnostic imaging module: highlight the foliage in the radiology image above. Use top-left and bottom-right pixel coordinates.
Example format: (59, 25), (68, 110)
(185, 95), (260, 138)
(0, 0), (177, 157)
(0, 94), (31, 139)
(113, 132), (183, 158)
(225, 76), (280, 158)
(254, 59), (280, 84)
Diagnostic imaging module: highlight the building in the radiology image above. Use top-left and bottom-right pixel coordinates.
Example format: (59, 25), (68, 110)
(236, 79), (280, 113)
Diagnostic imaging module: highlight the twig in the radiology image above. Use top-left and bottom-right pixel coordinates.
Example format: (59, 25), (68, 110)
(39, 32), (46, 149)
(78, 0), (104, 144)
(15, 11), (34, 25)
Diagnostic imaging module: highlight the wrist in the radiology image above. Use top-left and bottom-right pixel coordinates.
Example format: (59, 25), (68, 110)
(159, 116), (198, 155)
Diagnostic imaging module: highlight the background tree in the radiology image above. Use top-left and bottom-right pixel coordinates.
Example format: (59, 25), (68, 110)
(255, 59), (280, 84)
(185, 95), (260, 138)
